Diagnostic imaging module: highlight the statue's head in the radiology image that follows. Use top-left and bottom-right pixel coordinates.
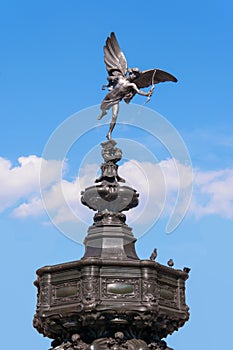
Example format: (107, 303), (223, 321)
(128, 67), (139, 73)
(128, 67), (140, 80)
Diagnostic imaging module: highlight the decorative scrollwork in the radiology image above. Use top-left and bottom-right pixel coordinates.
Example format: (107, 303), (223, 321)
(49, 332), (174, 350)
(82, 277), (99, 309)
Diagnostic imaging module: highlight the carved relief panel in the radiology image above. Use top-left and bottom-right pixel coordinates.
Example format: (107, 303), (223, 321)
(101, 278), (140, 300)
(51, 280), (81, 305)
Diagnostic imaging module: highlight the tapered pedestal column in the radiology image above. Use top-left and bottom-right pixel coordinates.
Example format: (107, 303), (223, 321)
(83, 224), (138, 259)
(81, 139), (139, 260)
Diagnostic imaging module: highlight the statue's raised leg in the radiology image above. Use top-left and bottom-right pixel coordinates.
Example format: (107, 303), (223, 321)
(98, 110), (107, 120)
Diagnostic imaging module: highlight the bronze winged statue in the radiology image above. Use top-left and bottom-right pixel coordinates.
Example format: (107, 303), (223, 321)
(98, 32), (178, 140)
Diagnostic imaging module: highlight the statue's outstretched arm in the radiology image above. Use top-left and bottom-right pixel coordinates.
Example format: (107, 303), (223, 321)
(129, 83), (151, 97)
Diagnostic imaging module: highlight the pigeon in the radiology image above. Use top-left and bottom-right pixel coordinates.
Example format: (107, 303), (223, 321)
(167, 259), (174, 267)
(150, 248), (157, 261)
(183, 267), (191, 273)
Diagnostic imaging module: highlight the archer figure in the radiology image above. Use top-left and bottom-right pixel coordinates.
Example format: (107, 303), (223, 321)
(98, 32), (178, 140)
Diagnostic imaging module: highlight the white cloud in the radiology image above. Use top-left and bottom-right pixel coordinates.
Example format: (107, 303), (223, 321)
(119, 159), (192, 228)
(13, 197), (43, 217)
(0, 156), (62, 213)
(11, 160), (97, 225)
(1, 155), (233, 229)
(191, 168), (233, 219)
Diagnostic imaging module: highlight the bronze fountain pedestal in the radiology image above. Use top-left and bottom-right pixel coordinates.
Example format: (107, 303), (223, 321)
(33, 140), (190, 350)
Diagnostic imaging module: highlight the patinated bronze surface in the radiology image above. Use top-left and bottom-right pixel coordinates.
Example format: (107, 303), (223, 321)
(34, 258), (189, 350)
(81, 141), (139, 260)
(98, 32), (177, 140)
(33, 33), (190, 350)
(34, 142), (190, 350)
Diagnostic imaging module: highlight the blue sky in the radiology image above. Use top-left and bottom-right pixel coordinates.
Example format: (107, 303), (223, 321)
(1, 1), (233, 349)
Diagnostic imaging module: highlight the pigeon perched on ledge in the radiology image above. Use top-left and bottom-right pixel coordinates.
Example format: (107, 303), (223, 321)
(167, 259), (174, 267)
(150, 248), (157, 261)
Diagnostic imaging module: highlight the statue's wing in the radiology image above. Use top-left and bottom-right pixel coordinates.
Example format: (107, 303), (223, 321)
(104, 32), (127, 76)
(134, 69), (178, 88)
(124, 69), (177, 104)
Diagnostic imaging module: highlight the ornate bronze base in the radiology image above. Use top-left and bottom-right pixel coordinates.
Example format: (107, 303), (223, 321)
(33, 258), (189, 349)
(48, 332), (173, 350)
(33, 140), (190, 350)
